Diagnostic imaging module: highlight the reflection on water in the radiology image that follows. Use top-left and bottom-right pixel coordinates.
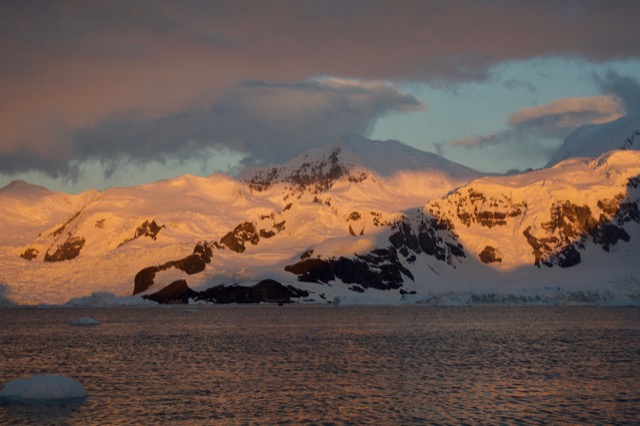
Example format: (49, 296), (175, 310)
(0, 306), (639, 424)
(0, 399), (86, 425)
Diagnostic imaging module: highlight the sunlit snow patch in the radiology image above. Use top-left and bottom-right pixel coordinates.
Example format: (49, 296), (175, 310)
(70, 316), (101, 326)
(0, 374), (88, 400)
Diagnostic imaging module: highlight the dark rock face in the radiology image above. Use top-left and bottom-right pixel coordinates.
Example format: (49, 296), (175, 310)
(118, 220), (164, 247)
(348, 224), (364, 237)
(285, 247), (412, 290)
(431, 189), (525, 229)
(134, 266), (159, 295)
(523, 226), (557, 268)
(218, 219), (286, 253)
(523, 197), (640, 268)
(134, 220), (163, 240)
(389, 215), (465, 265)
(616, 200), (640, 224)
(133, 212), (291, 295)
(133, 241), (214, 294)
(554, 244), (581, 268)
(245, 148), (366, 196)
(142, 279), (197, 304)
(542, 202), (598, 241)
(50, 210), (82, 238)
(195, 279), (309, 304)
(44, 236), (85, 262)
(285, 258), (335, 284)
(219, 222), (260, 253)
(347, 211), (361, 221)
(20, 247), (39, 261)
(479, 246), (502, 264)
(592, 223), (630, 252)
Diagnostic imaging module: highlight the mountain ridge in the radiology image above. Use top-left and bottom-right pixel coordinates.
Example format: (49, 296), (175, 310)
(1, 138), (639, 306)
(546, 114), (640, 167)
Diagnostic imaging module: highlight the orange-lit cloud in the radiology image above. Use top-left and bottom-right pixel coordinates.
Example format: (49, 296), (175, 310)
(451, 94), (627, 150)
(508, 96), (625, 133)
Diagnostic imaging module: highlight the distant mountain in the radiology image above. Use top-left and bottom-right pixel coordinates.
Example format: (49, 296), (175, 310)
(240, 135), (482, 180)
(1, 138), (639, 306)
(239, 136), (483, 202)
(546, 114), (640, 167)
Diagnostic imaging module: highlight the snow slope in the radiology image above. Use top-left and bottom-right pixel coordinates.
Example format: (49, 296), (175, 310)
(546, 114), (640, 167)
(1, 137), (639, 306)
(1, 138), (480, 304)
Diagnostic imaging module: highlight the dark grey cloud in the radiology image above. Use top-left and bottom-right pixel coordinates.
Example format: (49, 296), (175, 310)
(596, 70), (640, 116)
(0, 149), (80, 182)
(70, 79), (423, 177)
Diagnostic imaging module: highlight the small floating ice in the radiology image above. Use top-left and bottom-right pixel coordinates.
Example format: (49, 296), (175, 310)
(70, 316), (101, 326)
(0, 374), (88, 400)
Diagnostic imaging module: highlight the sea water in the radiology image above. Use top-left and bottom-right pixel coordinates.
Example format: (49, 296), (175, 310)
(0, 305), (639, 425)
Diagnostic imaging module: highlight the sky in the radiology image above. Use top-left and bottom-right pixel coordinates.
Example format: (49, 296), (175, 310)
(1, 0), (640, 193)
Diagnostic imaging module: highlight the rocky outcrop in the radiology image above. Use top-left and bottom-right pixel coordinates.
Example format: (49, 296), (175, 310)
(388, 215), (465, 265)
(142, 279), (197, 304)
(245, 147), (370, 200)
(246, 148), (349, 195)
(133, 213), (290, 295)
(118, 219), (164, 247)
(523, 197), (639, 268)
(218, 220), (286, 253)
(429, 189), (526, 229)
(219, 222), (260, 253)
(133, 241), (213, 294)
(195, 279), (309, 304)
(39, 209), (87, 262)
(50, 210), (82, 238)
(285, 247), (412, 290)
(20, 247), (39, 261)
(44, 236), (85, 262)
(479, 246), (502, 264)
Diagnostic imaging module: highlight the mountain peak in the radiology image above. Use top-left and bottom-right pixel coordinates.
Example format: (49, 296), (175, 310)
(239, 137), (483, 193)
(0, 179), (52, 197)
(546, 114), (640, 167)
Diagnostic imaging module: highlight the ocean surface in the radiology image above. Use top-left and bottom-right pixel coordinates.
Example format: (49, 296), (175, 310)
(1, 305), (639, 425)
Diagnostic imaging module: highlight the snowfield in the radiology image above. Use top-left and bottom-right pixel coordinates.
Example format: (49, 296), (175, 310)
(1, 136), (639, 306)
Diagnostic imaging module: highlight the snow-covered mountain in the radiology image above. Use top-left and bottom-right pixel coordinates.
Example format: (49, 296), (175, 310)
(546, 114), (640, 167)
(1, 137), (639, 306)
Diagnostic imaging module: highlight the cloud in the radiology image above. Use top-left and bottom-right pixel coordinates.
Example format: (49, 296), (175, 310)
(502, 79), (536, 93)
(507, 96), (625, 137)
(450, 132), (505, 149)
(595, 70), (640, 116)
(66, 79), (422, 177)
(449, 127), (547, 151)
(1, 1), (640, 180)
(451, 94), (626, 150)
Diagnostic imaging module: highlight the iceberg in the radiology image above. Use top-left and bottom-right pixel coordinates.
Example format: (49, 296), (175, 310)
(70, 316), (101, 326)
(0, 374), (88, 400)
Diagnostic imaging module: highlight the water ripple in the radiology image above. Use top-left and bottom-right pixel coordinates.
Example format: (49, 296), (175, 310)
(1, 306), (639, 424)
